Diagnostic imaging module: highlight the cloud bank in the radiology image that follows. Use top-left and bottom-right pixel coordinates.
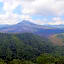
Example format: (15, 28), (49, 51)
(0, 0), (64, 25)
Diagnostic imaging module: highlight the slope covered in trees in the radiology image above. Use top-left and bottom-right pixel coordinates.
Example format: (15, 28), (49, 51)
(50, 33), (64, 46)
(0, 33), (64, 64)
(0, 33), (55, 60)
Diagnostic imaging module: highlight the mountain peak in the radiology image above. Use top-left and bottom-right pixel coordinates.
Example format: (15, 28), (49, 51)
(18, 20), (36, 25)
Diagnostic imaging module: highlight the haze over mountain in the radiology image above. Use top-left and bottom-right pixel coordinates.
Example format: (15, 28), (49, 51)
(0, 20), (64, 37)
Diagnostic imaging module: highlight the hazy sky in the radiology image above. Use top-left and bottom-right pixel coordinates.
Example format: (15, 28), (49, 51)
(0, 0), (64, 25)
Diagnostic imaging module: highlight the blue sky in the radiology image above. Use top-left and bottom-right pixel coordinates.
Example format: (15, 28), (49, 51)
(13, 5), (22, 15)
(0, 2), (5, 14)
(0, 0), (64, 25)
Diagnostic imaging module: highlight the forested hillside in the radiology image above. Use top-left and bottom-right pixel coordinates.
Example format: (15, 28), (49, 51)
(0, 33), (64, 64)
(50, 33), (64, 46)
(0, 33), (54, 60)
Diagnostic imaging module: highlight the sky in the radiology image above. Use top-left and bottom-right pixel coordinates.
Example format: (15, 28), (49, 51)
(0, 0), (64, 25)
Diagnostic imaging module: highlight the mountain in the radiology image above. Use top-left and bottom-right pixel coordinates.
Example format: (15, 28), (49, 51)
(0, 24), (9, 29)
(0, 20), (43, 33)
(0, 20), (64, 37)
(0, 22), (64, 63)
(45, 24), (64, 29)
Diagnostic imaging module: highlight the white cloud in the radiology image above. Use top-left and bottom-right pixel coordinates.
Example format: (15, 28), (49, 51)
(0, 0), (64, 25)
(21, 0), (64, 16)
(30, 20), (48, 25)
(48, 17), (64, 25)
(0, 13), (20, 25)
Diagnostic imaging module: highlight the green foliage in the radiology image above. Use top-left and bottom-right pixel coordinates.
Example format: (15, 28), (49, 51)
(9, 59), (22, 64)
(0, 33), (64, 64)
(36, 53), (64, 64)
(0, 59), (6, 64)
(0, 59), (35, 64)
(0, 54), (64, 64)
(0, 33), (54, 60)
(36, 53), (55, 64)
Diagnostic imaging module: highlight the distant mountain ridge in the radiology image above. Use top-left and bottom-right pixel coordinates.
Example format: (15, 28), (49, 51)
(0, 20), (64, 37)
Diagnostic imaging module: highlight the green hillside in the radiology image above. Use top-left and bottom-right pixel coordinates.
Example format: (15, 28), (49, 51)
(0, 33), (54, 60)
(50, 33), (64, 46)
(0, 33), (64, 64)
(49, 33), (64, 56)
